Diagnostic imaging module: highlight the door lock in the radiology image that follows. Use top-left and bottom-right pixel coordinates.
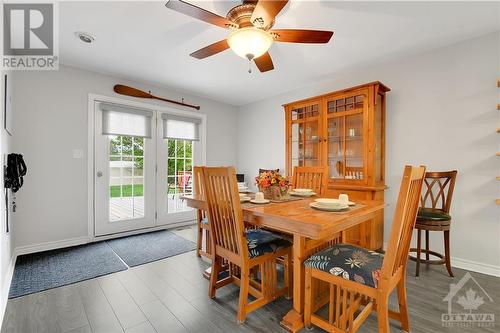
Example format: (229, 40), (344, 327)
(96, 171), (103, 177)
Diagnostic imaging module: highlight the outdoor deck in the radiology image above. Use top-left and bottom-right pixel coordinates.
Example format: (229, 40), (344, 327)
(110, 195), (191, 221)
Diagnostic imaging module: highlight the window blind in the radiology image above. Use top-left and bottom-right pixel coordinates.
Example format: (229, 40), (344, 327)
(101, 103), (153, 138)
(162, 114), (201, 141)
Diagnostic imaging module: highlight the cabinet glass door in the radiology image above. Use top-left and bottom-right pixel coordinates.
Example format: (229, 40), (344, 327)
(326, 93), (365, 181)
(291, 103), (320, 168)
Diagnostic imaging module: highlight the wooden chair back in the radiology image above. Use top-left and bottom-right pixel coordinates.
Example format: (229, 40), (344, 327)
(292, 166), (327, 194)
(381, 166), (426, 278)
(420, 171), (457, 213)
(202, 166), (248, 264)
(193, 167), (204, 198)
(193, 166), (206, 218)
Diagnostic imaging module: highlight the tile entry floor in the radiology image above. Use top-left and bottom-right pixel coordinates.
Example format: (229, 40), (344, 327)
(2, 225), (499, 333)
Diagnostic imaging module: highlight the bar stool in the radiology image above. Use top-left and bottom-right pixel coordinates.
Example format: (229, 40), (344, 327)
(409, 170), (457, 277)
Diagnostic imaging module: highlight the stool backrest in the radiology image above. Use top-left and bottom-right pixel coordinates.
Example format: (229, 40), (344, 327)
(382, 166), (426, 278)
(420, 171), (457, 213)
(292, 166), (327, 195)
(202, 166), (248, 263)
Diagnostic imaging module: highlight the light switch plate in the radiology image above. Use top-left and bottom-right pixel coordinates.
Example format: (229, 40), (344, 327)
(72, 149), (83, 159)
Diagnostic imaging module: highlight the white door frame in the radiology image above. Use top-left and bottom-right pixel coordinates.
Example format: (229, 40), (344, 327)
(87, 93), (207, 241)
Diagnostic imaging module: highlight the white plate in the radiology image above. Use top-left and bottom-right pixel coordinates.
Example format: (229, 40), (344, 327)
(238, 188), (249, 193)
(240, 196), (251, 202)
(250, 199), (270, 204)
(293, 188), (314, 193)
(290, 191), (317, 197)
(314, 198), (355, 206)
(309, 202), (349, 212)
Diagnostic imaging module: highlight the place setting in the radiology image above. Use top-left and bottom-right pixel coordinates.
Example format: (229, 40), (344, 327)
(309, 194), (356, 212)
(289, 188), (316, 197)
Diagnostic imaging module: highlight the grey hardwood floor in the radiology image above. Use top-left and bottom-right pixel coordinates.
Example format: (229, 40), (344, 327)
(2, 225), (499, 333)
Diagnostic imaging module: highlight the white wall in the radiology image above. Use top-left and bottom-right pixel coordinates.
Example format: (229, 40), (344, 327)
(11, 65), (238, 249)
(237, 32), (500, 275)
(0, 69), (15, 321)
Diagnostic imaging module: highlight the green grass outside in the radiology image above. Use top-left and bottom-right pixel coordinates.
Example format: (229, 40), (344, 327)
(110, 185), (144, 197)
(110, 185), (180, 197)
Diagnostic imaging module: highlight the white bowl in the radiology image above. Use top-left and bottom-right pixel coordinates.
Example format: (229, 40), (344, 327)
(315, 198), (339, 205)
(293, 188), (313, 193)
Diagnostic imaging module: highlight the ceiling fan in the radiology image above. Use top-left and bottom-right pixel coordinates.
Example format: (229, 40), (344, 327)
(165, 0), (334, 73)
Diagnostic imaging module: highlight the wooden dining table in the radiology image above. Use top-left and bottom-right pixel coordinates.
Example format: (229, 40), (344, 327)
(183, 194), (385, 332)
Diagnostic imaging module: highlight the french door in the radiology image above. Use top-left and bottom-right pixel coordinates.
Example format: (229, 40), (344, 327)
(94, 101), (201, 236)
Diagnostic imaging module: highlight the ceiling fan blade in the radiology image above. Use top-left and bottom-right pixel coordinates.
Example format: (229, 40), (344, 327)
(251, 0), (288, 28)
(271, 29), (334, 43)
(190, 39), (229, 59)
(254, 52), (274, 72)
(165, 0), (236, 29)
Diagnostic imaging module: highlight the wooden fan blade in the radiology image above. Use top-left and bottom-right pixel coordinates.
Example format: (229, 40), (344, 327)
(190, 39), (229, 59)
(114, 84), (152, 99)
(165, 0), (236, 29)
(271, 29), (334, 43)
(254, 52), (274, 72)
(251, 0), (288, 28)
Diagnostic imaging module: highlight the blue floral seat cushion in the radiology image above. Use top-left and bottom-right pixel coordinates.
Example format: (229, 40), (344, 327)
(245, 229), (291, 259)
(304, 244), (384, 288)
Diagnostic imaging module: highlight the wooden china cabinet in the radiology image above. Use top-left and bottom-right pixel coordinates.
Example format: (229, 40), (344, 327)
(284, 81), (390, 250)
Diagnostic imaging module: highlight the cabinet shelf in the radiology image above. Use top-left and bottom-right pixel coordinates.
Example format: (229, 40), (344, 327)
(328, 136), (363, 142)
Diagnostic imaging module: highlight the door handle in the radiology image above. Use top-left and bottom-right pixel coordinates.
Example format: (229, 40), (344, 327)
(96, 171), (103, 177)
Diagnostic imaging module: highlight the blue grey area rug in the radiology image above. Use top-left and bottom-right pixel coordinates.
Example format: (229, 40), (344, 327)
(9, 242), (127, 299)
(106, 230), (196, 267)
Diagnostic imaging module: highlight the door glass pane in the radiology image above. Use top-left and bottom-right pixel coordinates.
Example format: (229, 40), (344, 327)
(304, 121), (319, 166)
(328, 95), (364, 114)
(166, 139), (193, 213)
(109, 135), (145, 221)
(345, 114), (364, 180)
(328, 117), (344, 179)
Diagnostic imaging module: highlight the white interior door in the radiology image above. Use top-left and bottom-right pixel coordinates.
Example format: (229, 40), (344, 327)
(94, 101), (156, 236)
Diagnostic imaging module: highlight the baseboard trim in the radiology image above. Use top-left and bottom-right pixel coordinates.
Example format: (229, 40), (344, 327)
(14, 236), (91, 257)
(384, 242), (500, 277)
(451, 257), (500, 277)
(91, 220), (196, 242)
(1, 252), (16, 326)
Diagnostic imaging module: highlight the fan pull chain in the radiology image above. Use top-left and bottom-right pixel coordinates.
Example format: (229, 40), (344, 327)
(248, 59), (252, 74)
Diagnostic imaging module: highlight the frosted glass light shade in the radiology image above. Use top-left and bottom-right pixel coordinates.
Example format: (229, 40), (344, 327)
(227, 27), (273, 60)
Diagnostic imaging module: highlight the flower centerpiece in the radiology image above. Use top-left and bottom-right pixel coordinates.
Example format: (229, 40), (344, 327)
(255, 171), (291, 201)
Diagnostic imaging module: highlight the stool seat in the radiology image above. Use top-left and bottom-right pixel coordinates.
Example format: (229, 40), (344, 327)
(417, 208), (451, 221)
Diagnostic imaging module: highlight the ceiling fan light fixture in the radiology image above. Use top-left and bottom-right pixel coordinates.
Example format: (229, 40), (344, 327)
(227, 27), (273, 60)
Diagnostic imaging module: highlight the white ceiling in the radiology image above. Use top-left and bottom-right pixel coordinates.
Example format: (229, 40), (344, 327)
(60, 1), (500, 106)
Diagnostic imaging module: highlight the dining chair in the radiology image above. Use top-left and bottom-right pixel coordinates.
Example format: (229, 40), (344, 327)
(409, 170), (457, 277)
(303, 165), (426, 333)
(193, 166), (211, 259)
(292, 166), (327, 195)
(201, 166), (293, 323)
